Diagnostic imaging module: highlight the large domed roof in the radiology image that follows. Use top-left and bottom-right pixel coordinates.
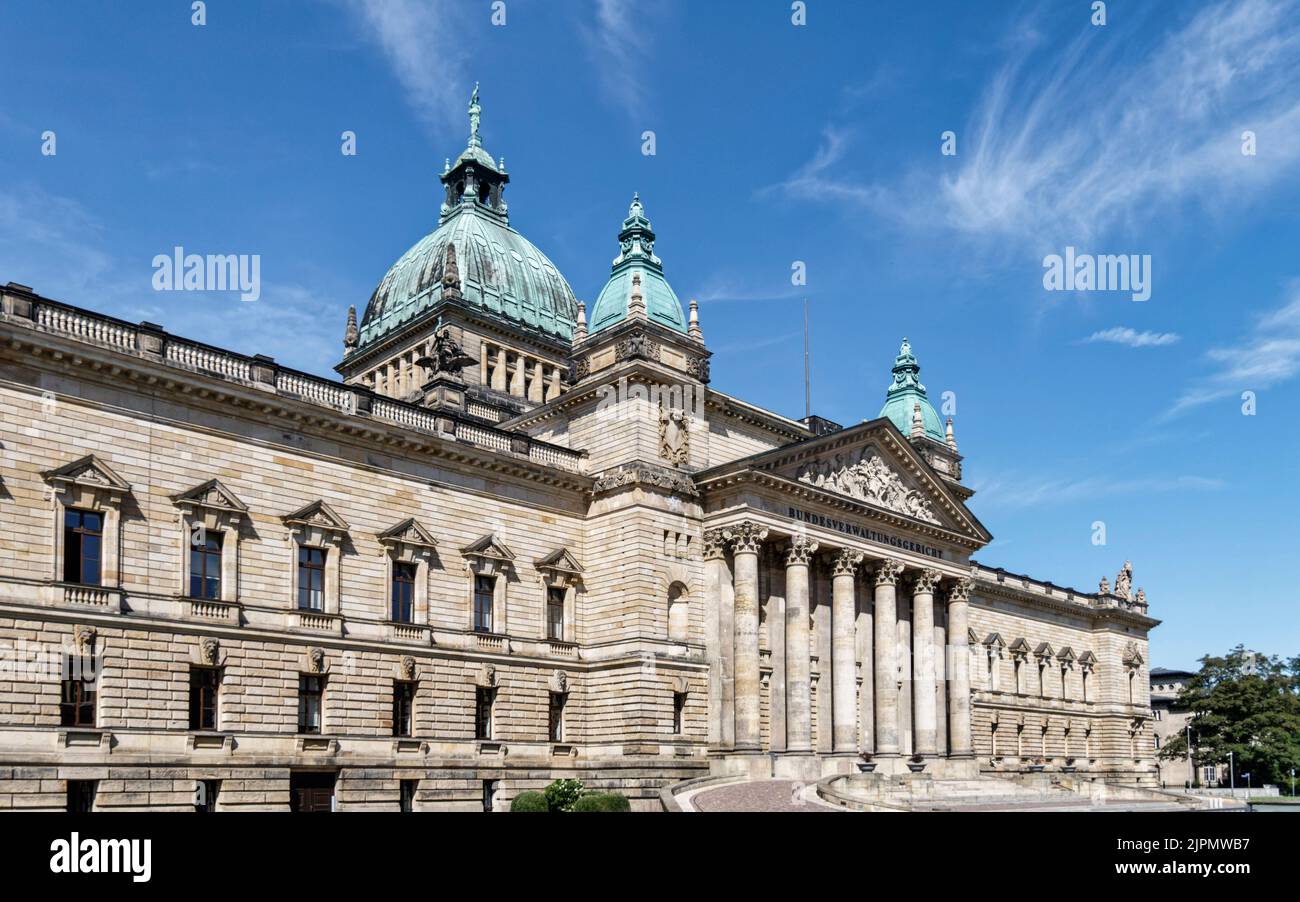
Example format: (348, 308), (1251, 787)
(358, 206), (578, 347)
(355, 86), (579, 349)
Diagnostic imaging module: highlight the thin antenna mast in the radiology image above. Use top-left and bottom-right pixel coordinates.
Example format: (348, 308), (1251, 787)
(803, 298), (811, 420)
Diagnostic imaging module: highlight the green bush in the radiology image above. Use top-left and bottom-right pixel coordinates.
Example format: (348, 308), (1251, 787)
(542, 778), (585, 812)
(572, 792), (631, 812)
(509, 791), (548, 812)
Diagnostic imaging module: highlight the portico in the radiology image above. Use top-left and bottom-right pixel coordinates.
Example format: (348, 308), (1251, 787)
(696, 415), (992, 780)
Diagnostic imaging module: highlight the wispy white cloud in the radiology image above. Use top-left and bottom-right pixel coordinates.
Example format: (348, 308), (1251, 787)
(1168, 281), (1300, 415)
(339, 0), (470, 135)
(770, 0), (1300, 245)
(971, 472), (1224, 510)
(581, 0), (656, 111)
(1084, 327), (1181, 348)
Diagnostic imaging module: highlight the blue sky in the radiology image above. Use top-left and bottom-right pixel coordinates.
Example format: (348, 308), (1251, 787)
(2, 0), (1298, 669)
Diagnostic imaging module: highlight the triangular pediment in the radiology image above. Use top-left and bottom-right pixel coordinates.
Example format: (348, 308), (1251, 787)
(983, 632), (1006, 649)
(535, 547), (583, 574)
(171, 478), (248, 514)
(282, 499), (350, 533)
(1057, 646), (1076, 663)
(377, 517), (438, 549)
(1078, 650), (1098, 667)
(42, 454), (131, 493)
(1034, 642), (1055, 659)
(461, 533), (515, 562)
(1008, 637), (1031, 656)
(705, 418), (990, 546)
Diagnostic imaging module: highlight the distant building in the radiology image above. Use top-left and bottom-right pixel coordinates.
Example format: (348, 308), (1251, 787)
(1150, 667), (1225, 787)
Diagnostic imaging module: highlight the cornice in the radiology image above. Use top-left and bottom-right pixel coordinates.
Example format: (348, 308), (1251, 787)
(1, 317), (593, 495)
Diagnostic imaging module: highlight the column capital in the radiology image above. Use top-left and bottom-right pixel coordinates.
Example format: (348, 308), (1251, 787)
(725, 520), (768, 555)
(831, 548), (864, 577)
(784, 535), (819, 567)
(911, 567), (943, 594)
(872, 558), (905, 587)
(702, 528), (729, 561)
(944, 576), (974, 605)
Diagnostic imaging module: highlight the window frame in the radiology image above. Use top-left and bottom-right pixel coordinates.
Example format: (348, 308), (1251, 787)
(548, 691), (565, 742)
(473, 574), (495, 633)
(391, 562), (417, 624)
(60, 654), (96, 728)
(297, 546), (327, 612)
(392, 679), (416, 738)
(189, 666), (221, 731)
(475, 686), (495, 740)
(298, 674), (325, 734)
(63, 508), (103, 586)
(188, 531), (224, 601)
(545, 586), (565, 641)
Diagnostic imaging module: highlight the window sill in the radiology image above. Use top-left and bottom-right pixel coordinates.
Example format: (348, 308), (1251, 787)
(296, 735), (339, 753)
(477, 740), (505, 756)
(48, 582), (123, 612)
(182, 596), (242, 625)
(186, 731), (233, 753)
(386, 621), (431, 645)
(393, 738), (428, 755)
(58, 727), (111, 750)
(550, 743), (576, 757)
(290, 610), (344, 636)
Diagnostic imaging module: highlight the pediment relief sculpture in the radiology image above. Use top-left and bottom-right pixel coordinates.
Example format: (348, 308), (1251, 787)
(796, 448), (939, 524)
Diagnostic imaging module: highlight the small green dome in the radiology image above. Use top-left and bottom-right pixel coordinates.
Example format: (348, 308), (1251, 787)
(879, 338), (945, 442)
(589, 195), (686, 334)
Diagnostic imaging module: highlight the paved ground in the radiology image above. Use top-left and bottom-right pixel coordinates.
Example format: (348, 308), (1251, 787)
(689, 779), (845, 812)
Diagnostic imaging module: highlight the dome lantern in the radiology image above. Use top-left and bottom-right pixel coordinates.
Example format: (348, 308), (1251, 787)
(879, 337), (945, 442)
(588, 194), (688, 336)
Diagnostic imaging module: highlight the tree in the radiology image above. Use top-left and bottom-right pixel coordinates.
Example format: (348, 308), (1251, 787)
(1159, 646), (1300, 789)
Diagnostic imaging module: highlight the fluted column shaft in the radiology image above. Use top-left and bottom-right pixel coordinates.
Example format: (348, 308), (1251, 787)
(946, 578), (974, 758)
(831, 549), (863, 753)
(703, 530), (726, 749)
(728, 521), (767, 751)
(872, 559), (905, 756)
(783, 537), (818, 753)
(911, 569), (941, 756)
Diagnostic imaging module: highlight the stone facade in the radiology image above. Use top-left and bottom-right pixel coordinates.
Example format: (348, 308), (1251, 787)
(0, 100), (1159, 811)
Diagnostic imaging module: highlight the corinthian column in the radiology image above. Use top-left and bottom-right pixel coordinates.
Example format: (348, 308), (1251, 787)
(911, 568), (942, 757)
(873, 558), (905, 757)
(831, 548), (864, 754)
(727, 520), (768, 751)
(702, 529), (727, 749)
(784, 536), (818, 754)
(946, 577), (974, 758)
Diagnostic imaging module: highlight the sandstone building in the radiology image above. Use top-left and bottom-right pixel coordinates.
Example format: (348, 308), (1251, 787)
(0, 93), (1159, 811)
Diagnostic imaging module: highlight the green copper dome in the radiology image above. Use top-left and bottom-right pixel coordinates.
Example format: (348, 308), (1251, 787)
(879, 338), (945, 442)
(588, 195), (687, 334)
(357, 86), (578, 348)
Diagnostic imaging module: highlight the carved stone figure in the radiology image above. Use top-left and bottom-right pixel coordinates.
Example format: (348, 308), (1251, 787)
(200, 636), (220, 666)
(401, 656), (416, 681)
(1099, 576), (1110, 595)
(308, 646), (325, 673)
(418, 325), (476, 378)
(659, 406), (689, 466)
(1115, 560), (1133, 601)
(796, 448), (939, 524)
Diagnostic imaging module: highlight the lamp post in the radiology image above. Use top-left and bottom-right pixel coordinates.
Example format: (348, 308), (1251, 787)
(1185, 723), (1193, 787)
(1229, 751), (1235, 792)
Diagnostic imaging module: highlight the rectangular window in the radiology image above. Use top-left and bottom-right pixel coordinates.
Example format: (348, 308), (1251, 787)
(393, 680), (415, 738)
(399, 779), (418, 813)
(297, 546), (326, 611)
(66, 780), (96, 813)
(63, 509), (103, 586)
(546, 587), (565, 641)
(188, 531), (223, 600)
(60, 655), (96, 727)
(299, 674), (325, 734)
(391, 562), (416, 623)
(674, 692), (686, 734)
(196, 779), (220, 813)
(482, 779), (497, 813)
(475, 687), (494, 740)
(548, 691), (565, 742)
(473, 574), (495, 633)
(189, 667), (220, 731)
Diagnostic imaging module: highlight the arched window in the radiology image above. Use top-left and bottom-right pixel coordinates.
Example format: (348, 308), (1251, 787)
(667, 582), (690, 641)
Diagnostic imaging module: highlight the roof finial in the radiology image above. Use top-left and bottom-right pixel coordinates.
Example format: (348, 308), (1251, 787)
(343, 305), (358, 354)
(911, 401), (925, 439)
(688, 298), (702, 341)
(628, 270), (647, 319)
(574, 301), (588, 341)
(945, 416), (957, 451)
(468, 82), (482, 147)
